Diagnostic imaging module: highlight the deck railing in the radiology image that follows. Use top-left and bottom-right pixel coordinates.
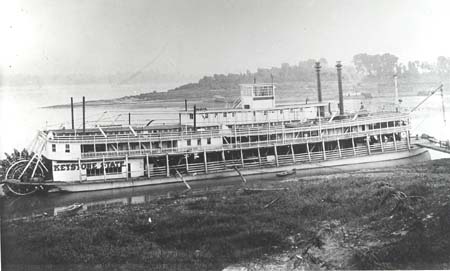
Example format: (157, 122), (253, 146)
(51, 112), (409, 145)
(77, 140), (410, 181)
(144, 141), (410, 178)
(80, 125), (410, 159)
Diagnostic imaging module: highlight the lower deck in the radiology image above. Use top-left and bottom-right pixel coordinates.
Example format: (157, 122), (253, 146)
(52, 146), (429, 192)
(50, 133), (412, 183)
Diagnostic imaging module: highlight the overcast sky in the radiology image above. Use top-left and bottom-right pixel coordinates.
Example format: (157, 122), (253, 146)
(1, 0), (450, 79)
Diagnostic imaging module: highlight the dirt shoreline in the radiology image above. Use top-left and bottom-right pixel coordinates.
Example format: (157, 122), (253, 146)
(2, 159), (450, 270)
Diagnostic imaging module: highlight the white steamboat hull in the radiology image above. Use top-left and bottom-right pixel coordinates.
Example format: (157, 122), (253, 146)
(53, 147), (430, 192)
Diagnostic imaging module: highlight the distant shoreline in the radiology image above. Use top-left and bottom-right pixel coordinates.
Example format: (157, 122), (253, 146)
(43, 98), (188, 109)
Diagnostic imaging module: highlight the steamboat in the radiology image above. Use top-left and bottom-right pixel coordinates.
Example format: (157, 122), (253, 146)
(2, 62), (431, 194)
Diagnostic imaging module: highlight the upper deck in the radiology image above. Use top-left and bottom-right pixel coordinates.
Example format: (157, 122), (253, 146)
(178, 102), (329, 127)
(44, 111), (409, 144)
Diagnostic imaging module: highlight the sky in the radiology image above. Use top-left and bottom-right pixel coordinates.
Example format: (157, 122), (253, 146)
(1, 0), (450, 80)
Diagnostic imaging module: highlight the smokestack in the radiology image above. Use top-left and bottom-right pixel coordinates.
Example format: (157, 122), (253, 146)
(128, 112), (131, 125)
(315, 62), (324, 117)
(185, 99), (188, 111)
(82, 96), (86, 133)
(71, 97), (74, 130)
(336, 61), (344, 115)
(315, 62), (322, 102)
(193, 105), (197, 131)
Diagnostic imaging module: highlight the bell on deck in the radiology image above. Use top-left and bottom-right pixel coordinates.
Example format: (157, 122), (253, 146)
(239, 83), (276, 109)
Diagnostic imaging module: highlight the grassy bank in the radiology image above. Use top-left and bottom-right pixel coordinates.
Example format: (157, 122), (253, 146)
(2, 159), (450, 270)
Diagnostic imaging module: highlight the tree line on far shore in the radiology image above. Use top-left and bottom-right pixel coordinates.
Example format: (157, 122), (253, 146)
(170, 54), (450, 93)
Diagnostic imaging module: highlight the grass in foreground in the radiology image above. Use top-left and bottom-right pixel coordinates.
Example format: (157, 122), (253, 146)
(2, 159), (450, 270)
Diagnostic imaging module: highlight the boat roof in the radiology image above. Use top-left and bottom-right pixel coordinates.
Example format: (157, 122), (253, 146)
(47, 123), (191, 135)
(179, 102), (329, 114)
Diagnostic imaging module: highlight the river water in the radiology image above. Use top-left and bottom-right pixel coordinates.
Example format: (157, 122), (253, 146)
(1, 83), (450, 218)
(0, 82), (188, 155)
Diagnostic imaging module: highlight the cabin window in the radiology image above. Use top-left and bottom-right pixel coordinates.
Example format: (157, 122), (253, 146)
(65, 144), (70, 153)
(207, 138), (211, 144)
(105, 165), (122, 175)
(86, 166), (102, 177)
(52, 144), (56, 152)
(204, 113), (208, 119)
(81, 144), (95, 153)
(197, 139), (202, 145)
(187, 139), (191, 146)
(264, 111), (268, 115)
(244, 105), (250, 109)
(95, 144), (106, 152)
(223, 112), (227, 118)
(189, 114), (194, 119)
(231, 112), (235, 117)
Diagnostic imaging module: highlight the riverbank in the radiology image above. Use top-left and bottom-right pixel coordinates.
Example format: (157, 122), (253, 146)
(3, 159), (450, 270)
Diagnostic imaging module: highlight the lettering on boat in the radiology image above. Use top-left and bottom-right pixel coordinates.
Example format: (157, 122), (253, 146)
(53, 161), (125, 172)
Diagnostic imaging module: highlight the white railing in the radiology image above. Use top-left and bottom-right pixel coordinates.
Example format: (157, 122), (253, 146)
(51, 112), (409, 145)
(80, 125), (410, 159)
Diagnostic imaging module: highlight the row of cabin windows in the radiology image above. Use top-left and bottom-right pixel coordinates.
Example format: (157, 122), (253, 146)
(58, 129), (181, 138)
(187, 138), (212, 146)
(52, 144), (70, 153)
(86, 166), (122, 177)
(188, 109), (304, 119)
(190, 112), (235, 119)
(80, 140), (178, 153)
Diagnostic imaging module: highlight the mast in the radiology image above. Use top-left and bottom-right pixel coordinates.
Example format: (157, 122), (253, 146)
(82, 96), (86, 133)
(71, 97), (75, 130)
(394, 73), (399, 112)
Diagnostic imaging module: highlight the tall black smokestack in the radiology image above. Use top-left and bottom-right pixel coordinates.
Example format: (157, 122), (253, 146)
(336, 61), (344, 115)
(82, 96), (86, 133)
(315, 62), (324, 116)
(315, 62), (322, 102)
(71, 97), (74, 130)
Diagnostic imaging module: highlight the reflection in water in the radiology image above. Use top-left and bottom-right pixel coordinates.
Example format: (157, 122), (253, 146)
(1, 182), (185, 220)
(1, 174), (270, 220)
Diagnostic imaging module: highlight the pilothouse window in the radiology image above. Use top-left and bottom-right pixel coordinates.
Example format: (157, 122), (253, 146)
(65, 144), (70, 153)
(52, 144), (56, 152)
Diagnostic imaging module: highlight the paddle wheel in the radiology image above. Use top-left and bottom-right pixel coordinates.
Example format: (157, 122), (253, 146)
(2, 134), (52, 196)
